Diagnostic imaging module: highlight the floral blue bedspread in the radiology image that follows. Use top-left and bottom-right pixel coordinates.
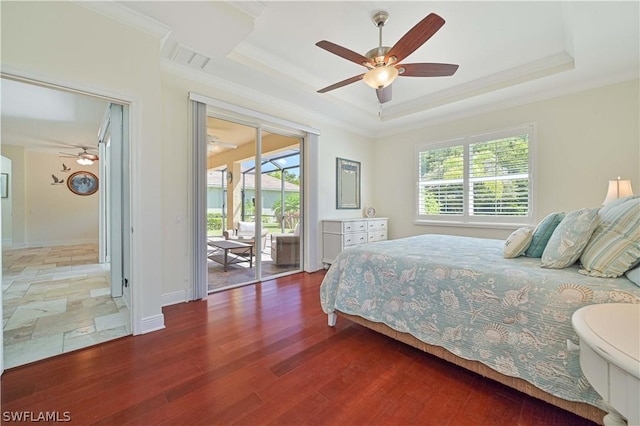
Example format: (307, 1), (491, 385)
(320, 234), (640, 409)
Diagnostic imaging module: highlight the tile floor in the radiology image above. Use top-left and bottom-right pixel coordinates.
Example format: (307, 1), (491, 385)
(2, 243), (130, 369)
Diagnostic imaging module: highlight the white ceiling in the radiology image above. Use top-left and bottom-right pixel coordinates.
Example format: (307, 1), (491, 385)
(1, 78), (108, 152)
(116, 0), (639, 136)
(2, 1), (638, 152)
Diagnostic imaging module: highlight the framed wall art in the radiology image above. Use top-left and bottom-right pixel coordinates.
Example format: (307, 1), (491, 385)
(67, 171), (98, 196)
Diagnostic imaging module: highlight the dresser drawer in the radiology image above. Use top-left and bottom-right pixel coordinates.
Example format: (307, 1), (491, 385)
(343, 221), (367, 233)
(368, 230), (388, 242)
(367, 220), (387, 231)
(344, 232), (367, 246)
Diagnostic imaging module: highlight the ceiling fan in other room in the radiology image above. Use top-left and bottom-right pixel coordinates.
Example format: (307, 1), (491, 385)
(315, 11), (459, 104)
(207, 135), (238, 151)
(59, 147), (99, 165)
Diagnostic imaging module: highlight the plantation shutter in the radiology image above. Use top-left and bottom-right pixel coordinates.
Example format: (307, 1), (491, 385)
(469, 135), (529, 217)
(418, 145), (464, 216)
(416, 125), (533, 224)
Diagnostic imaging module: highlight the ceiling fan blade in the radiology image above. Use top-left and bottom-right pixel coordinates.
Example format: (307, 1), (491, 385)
(376, 85), (392, 104)
(317, 74), (365, 93)
(397, 63), (459, 77)
(386, 13), (445, 64)
(316, 40), (373, 67)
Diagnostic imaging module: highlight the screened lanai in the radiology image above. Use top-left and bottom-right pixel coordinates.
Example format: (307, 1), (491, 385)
(207, 149), (301, 237)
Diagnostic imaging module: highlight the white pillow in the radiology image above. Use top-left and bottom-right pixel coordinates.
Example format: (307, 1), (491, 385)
(504, 227), (534, 259)
(541, 208), (600, 269)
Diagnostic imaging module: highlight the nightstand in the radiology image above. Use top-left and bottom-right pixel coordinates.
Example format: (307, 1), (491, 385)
(572, 304), (640, 426)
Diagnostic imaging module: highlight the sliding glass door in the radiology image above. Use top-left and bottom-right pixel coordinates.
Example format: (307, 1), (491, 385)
(205, 117), (303, 293)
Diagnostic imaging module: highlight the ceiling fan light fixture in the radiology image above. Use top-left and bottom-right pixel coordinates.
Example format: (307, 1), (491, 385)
(76, 158), (94, 166)
(363, 65), (398, 89)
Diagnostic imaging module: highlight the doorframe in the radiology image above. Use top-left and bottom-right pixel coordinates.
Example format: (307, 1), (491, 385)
(188, 92), (320, 300)
(0, 71), (139, 376)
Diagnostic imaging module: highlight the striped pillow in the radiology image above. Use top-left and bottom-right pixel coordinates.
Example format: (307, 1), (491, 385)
(579, 196), (640, 277)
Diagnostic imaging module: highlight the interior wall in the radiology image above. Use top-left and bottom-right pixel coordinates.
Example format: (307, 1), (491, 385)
(1, 1), (164, 332)
(1, 147), (99, 247)
(373, 78), (640, 240)
(160, 70), (375, 298)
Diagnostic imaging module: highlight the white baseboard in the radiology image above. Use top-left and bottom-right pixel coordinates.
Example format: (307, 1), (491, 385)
(162, 290), (188, 307)
(140, 313), (165, 334)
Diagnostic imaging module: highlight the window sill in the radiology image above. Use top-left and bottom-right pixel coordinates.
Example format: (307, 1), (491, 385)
(413, 220), (532, 230)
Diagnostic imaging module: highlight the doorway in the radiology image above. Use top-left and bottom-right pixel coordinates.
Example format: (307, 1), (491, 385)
(0, 77), (132, 368)
(205, 118), (303, 292)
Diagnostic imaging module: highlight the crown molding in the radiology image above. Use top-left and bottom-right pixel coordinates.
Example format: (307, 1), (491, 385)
(160, 58), (369, 138)
(74, 1), (172, 48)
(381, 52), (575, 122)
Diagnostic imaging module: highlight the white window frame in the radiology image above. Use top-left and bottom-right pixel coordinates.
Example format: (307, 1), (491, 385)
(415, 124), (536, 228)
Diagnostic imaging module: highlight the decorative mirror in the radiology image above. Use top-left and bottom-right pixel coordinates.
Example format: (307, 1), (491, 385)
(336, 157), (360, 209)
(67, 171), (99, 196)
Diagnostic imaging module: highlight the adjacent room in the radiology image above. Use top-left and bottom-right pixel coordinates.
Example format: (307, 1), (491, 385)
(1, 79), (132, 369)
(1, 1), (638, 425)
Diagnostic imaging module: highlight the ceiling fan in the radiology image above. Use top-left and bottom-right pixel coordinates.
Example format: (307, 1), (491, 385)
(316, 11), (459, 104)
(207, 135), (237, 150)
(59, 147), (99, 165)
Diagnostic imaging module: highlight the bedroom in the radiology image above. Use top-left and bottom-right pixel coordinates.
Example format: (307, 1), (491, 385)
(1, 1), (638, 424)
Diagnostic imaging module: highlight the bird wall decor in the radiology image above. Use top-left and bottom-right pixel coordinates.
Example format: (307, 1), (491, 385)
(61, 163), (71, 172)
(51, 174), (64, 185)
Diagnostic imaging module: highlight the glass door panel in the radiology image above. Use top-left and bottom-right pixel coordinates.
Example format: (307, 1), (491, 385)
(259, 130), (302, 279)
(206, 117), (258, 292)
(205, 117), (303, 293)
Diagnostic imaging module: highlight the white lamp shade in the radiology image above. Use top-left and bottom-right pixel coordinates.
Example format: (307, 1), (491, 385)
(363, 66), (399, 89)
(602, 178), (634, 205)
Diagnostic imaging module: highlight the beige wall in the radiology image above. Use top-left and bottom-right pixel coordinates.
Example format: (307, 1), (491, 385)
(1, 1), (164, 331)
(373, 79), (640, 240)
(1, 146), (99, 247)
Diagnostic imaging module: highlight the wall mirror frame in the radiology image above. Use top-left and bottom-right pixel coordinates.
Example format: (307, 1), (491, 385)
(336, 157), (360, 209)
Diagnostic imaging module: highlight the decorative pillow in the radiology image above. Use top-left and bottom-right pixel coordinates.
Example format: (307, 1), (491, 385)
(579, 196), (640, 277)
(541, 208), (600, 269)
(525, 212), (565, 257)
(626, 265), (640, 287)
(504, 227), (534, 258)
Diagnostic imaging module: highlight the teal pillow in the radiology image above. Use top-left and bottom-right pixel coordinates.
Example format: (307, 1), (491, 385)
(626, 266), (640, 287)
(541, 208), (600, 269)
(525, 212), (565, 257)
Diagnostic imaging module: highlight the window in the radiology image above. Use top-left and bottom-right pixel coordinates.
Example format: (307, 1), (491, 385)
(416, 125), (534, 225)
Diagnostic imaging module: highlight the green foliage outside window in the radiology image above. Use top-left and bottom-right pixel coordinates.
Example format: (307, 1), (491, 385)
(419, 134), (530, 217)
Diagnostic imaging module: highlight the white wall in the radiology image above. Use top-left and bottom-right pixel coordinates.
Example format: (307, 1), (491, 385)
(1, 147), (99, 247)
(373, 79), (640, 240)
(1, 2), (164, 332)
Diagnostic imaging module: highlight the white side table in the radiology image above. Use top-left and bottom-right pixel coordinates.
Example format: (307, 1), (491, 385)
(572, 304), (640, 426)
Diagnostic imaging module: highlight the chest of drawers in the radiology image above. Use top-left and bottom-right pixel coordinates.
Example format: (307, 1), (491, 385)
(322, 218), (388, 265)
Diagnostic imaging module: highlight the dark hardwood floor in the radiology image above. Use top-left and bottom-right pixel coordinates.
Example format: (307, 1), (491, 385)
(2, 271), (597, 425)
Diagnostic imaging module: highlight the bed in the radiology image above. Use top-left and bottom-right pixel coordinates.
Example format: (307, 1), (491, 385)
(320, 234), (640, 424)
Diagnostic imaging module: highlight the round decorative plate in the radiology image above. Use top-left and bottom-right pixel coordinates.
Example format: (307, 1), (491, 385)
(366, 207), (376, 218)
